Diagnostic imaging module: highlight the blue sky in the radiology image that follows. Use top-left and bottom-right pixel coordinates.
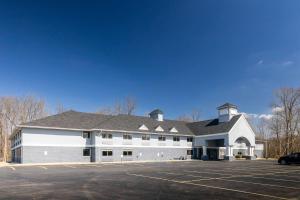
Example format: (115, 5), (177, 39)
(0, 0), (300, 119)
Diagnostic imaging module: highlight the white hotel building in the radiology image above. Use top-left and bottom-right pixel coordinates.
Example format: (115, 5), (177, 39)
(10, 103), (263, 163)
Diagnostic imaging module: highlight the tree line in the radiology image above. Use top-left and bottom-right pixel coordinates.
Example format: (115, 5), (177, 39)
(254, 88), (300, 158)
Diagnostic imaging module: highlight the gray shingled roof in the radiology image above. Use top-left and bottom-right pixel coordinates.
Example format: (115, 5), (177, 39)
(22, 110), (113, 130)
(21, 110), (242, 136)
(217, 103), (238, 110)
(186, 115), (241, 136)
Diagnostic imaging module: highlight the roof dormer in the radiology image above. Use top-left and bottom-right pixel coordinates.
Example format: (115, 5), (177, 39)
(138, 124), (149, 131)
(155, 125), (164, 132)
(169, 127), (178, 133)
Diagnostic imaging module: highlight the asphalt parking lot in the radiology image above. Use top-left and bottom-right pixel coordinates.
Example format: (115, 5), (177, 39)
(0, 160), (299, 200)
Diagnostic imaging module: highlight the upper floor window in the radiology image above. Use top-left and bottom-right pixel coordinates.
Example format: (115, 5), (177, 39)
(102, 133), (113, 139)
(187, 137), (193, 142)
(123, 134), (132, 140)
(82, 131), (91, 139)
(158, 135), (166, 141)
(173, 136), (180, 142)
(142, 134), (150, 140)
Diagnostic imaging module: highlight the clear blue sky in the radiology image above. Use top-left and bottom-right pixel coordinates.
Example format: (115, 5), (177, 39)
(0, 0), (299, 119)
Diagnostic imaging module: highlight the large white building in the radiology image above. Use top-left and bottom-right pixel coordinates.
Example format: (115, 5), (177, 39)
(10, 103), (263, 163)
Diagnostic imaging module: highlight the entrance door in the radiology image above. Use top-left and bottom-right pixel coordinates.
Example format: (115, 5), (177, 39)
(193, 148), (203, 159)
(207, 149), (218, 160)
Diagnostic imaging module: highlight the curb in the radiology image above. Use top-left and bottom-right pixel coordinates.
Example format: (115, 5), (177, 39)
(0, 159), (198, 168)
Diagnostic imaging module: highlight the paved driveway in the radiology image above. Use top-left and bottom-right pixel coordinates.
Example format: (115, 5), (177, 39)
(0, 160), (299, 200)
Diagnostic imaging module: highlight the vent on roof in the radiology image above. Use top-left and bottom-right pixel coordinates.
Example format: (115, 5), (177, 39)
(155, 125), (164, 132)
(170, 127), (178, 133)
(138, 124), (149, 131)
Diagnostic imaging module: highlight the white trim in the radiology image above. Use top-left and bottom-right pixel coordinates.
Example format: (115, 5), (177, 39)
(19, 144), (191, 149)
(98, 145), (191, 149)
(194, 132), (228, 138)
(18, 125), (194, 137)
(11, 144), (22, 150)
(22, 144), (94, 147)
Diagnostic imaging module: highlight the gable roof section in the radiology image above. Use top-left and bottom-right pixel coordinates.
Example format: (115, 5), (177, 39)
(21, 110), (113, 130)
(92, 114), (193, 135)
(186, 115), (241, 136)
(20, 111), (242, 136)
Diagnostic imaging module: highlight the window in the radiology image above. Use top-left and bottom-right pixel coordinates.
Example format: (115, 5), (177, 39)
(102, 133), (113, 139)
(123, 150), (133, 156)
(142, 134), (150, 140)
(158, 135), (166, 141)
(187, 150), (193, 155)
(83, 148), (91, 156)
(102, 150), (113, 156)
(123, 134), (132, 140)
(173, 136), (180, 142)
(83, 131), (91, 139)
(187, 137), (193, 142)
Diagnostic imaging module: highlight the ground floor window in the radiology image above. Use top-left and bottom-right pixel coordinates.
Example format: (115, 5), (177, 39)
(187, 150), (193, 155)
(123, 150), (133, 156)
(102, 150), (113, 156)
(83, 148), (91, 156)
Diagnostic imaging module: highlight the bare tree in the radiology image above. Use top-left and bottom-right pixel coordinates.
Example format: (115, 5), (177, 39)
(272, 88), (300, 155)
(56, 103), (67, 114)
(123, 96), (136, 115)
(96, 106), (113, 115)
(0, 95), (47, 162)
(177, 108), (201, 122)
(96, 96), (137, 116)
(177, 114), (193, 122)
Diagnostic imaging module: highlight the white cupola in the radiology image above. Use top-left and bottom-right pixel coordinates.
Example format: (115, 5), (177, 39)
(149, 109), (164, 121)
(217, 103), (238, 122)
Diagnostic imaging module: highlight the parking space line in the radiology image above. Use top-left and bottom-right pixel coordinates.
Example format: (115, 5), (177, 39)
(64, 165), (76, 168)
(9, 167), (16, 171)
(126, 172), (289, 200)
(249, 176), (300, 183)
(185, 170), (233, 176)
(38, 166), (48, 170)
(161, 171), (300, 189)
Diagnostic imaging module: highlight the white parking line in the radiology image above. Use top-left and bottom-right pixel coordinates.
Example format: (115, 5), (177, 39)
(161, 171), (300, 189)
(126, 172), (289, 200)
(249, 176), (300, 183)
(9, 167), (16, 171)
(64, 165), (76, 168)
(185, 170), (233, 176)
(38, 166), (48, 170)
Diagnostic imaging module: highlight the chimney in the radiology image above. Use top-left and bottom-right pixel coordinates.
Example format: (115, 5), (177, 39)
(149, 109), (164, 121)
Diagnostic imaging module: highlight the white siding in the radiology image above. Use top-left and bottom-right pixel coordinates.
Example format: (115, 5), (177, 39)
(22, 128), (91, 147)
(228, 115), (255, 146)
